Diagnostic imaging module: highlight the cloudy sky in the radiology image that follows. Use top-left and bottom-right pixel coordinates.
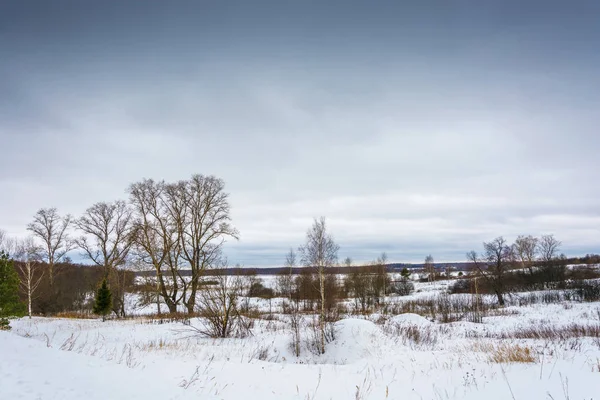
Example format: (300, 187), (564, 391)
(1, 1), (599, 266)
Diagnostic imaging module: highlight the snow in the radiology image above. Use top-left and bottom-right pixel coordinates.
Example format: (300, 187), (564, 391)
(2, 281), (600, 399)
(389, 313), (433, 325)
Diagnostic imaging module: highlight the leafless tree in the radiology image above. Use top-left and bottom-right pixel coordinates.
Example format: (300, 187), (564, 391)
(75, 201), (134, 274)
(129, 179), (185, 314)
(0, 229), (6, 251)
(0, 229), (17, 255)
(27, 208), (73, 287)
(538, 234), (564, 286)
(298, 217), (339, 354)
(15, 237), (44, 318)
(288, 303), (303, 357)
(424, 254), (435, 282)
(373, 252), (390, 307)
(277, 248), (296, 300)
(343, 257), (352, 267)
(165, 175), (239, 314)
(467, 236), (514, 306)
(75, 200), (135, 316)
(345, 266), (370, 313)
(513, 235), (538, 274)
(539, 234), (561, 262)
(279, 248), (302, 354)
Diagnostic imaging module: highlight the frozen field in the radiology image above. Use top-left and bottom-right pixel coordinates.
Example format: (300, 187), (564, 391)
(2, 281), (600, 400)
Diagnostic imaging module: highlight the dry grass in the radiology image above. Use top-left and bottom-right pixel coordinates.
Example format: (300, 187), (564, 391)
(383, 322), (449, 349)
(498, 324), (600, 340)
(473, 342), (537, 363)
(137, 338), (181, 351)
(54, 311), (96, 319)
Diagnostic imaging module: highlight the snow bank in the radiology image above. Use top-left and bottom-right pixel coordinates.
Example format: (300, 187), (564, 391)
(0, 332), (210, 400)
(389, 313), (433, 325)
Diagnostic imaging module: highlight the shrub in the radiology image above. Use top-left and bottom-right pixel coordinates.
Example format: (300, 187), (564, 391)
(0, 251), (26, 329)
(390, 280), (414, 296)
(571, 280), (600, 302)
(449, 279), (471, 294)
(247, 280), (275, 298)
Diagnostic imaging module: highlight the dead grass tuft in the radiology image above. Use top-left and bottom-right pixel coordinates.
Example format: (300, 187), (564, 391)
(473, 342), (537, 363)
(54, 311), (96, 319)
(499, 324), (600, 340)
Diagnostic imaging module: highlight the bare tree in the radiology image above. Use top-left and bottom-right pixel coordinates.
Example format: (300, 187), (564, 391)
(165, 175), (239, 314)
(373, 252), (390, 306)
(298, 217), (339, 354)
(467, 236), (514, 306)
(0, 229), (6, 251)
(539, 234), (561, 262)
(345, 266), (370, 313)
(343, 257), (352, 267)
(75, 201), (134, 274)
(75, 201), (135, 316)
(0, 229), (16, 255)
(129, 179), (185, 314)
(27, 208), (73, 287)
(538, 234), (564, 286)
(277, 248), (296, 300)
(15, 237), (44, 318)
(424, 254), (435, 282)
(513, 235), (538, 274)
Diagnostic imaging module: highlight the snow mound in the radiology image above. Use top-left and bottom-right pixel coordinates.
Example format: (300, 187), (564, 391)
(324, 319), (389, 364)
(389, 313), (432, 325)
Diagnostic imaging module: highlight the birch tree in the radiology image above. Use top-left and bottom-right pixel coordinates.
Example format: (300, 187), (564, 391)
(27, 208), (73, 287)
(299, 217), (338, 354)
(15, 237), (44, 318)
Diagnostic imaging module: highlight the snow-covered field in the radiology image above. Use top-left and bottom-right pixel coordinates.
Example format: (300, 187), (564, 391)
(2, 280), (600, 399)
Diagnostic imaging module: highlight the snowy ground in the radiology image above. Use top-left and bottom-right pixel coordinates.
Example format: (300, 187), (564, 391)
(2, 281), (600, 399)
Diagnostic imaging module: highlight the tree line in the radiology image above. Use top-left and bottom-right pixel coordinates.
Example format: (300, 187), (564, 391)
(1, 173), (598, 356)
(0, 174), (237, 320)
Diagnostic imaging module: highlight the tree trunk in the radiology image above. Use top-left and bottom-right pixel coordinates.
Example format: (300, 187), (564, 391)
(185, 276), (199, 314)
(496, 291), (505, 306)
(28, 285), (32, 318)
(156, 279), (162, 316)
(319, 266), (326, 354)
(48, 261), (54, 287)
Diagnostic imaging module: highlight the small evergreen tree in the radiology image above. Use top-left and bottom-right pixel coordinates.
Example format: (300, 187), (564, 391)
(93, 279), (112, 322)
(400, 267), (411, 281)
(0, 251), (26, 330)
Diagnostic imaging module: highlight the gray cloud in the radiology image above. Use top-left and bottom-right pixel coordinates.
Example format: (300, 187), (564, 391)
(1, 1), (599, 265)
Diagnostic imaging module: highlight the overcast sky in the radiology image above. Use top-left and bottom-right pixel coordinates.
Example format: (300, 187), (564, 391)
(1, 1), (599, 266)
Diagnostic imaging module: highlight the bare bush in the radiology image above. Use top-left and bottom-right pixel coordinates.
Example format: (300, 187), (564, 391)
(383, 323), (444, 349)
(284, 300), (303, 357)
(195, 271), (250, 338)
